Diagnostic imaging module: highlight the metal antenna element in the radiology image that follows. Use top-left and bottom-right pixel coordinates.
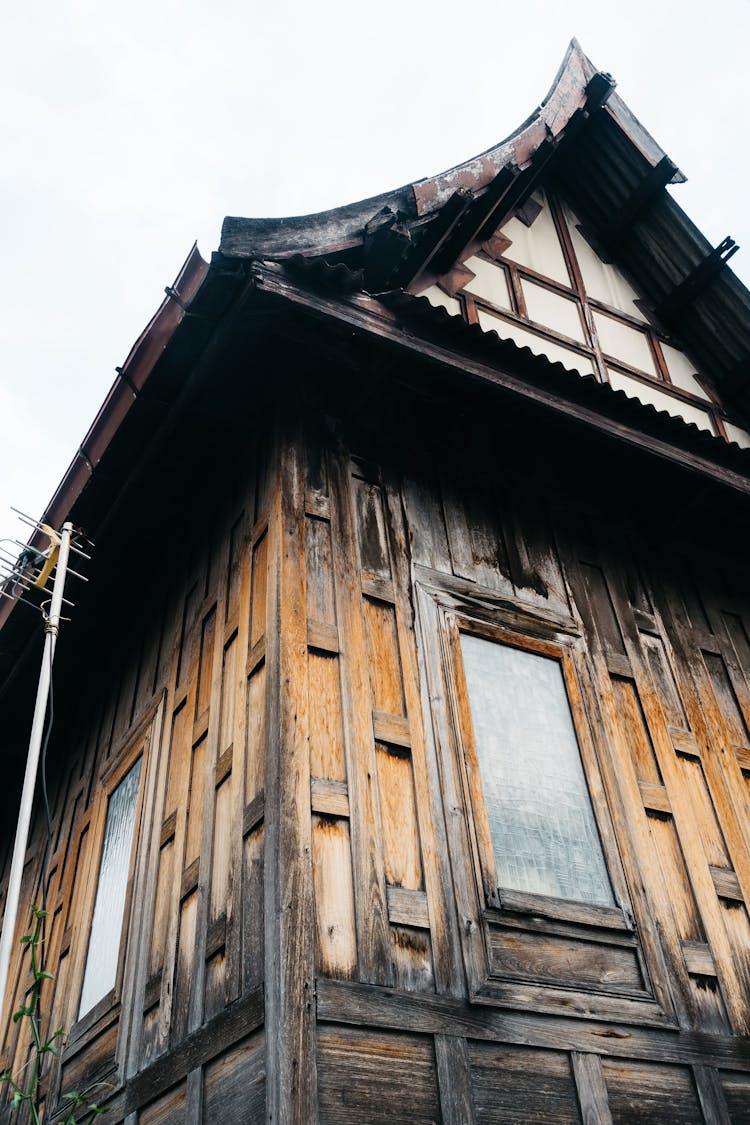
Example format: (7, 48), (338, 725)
(0, 510), (91, 1024)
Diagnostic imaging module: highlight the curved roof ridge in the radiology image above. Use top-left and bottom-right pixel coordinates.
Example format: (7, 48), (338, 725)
(220, 40), (680, 262)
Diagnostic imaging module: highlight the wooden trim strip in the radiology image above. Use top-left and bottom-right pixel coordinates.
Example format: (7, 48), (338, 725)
(307, 620), (339, 653)
(243, 790), (265, 838)
(310, 778), (350, 818)
(386, 886), (430, 929)
(315, 978), (750, 1070)
(710, 867), (744, 903)
(372, 711), (411, 748)
(253, 264), (750, 498)
(124, 987), (264, 1114)
(681, 941), (717, 977)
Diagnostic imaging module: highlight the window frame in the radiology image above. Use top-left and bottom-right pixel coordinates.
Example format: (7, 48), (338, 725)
(418, 579), (670, 1023)
(451, 614), (627, 929)
(65, 701), (161, 1048)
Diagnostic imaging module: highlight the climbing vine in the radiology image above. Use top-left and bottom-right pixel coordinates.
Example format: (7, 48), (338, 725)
(0, 907), (108, 1124)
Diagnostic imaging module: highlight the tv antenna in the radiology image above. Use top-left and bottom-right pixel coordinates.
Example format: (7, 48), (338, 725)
(0, 509), (93, 1022)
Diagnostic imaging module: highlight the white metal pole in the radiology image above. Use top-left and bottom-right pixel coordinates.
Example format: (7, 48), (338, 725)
(0, 521), (74, 1025)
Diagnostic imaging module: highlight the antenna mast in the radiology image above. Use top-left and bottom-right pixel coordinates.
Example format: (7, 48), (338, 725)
(0, 513), (91, 1022)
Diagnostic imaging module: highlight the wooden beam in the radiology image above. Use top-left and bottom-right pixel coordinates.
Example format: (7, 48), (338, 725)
(251, 264), (750, 499)
(264, 427), (318, 1124)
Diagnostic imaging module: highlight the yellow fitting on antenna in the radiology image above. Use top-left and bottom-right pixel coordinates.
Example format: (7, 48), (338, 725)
(33, 525), (61, 590)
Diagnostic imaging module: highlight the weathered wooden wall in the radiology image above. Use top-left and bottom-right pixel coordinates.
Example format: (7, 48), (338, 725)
(2, 381), (750, 1123)
(298, 401), (750, 1123)
(0, 430), (271, 1123)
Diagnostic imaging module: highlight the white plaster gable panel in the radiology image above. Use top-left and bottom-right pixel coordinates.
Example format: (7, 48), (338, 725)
(462, 255), (511, 310)
(561, 202), (648, 322)
(607, 369), (715, 433)
(660, 342), (712, 401)
(499, 193), (569, 285)
(724, 422), (750, 449)
(421, 285), (463, 317)
(477, 308), (596, 376)
(522, 280), (586, 343)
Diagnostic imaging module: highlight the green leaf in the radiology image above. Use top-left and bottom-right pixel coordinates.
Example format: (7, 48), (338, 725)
(12, 1090), (23, 1107)
(20, 935), (32, 944)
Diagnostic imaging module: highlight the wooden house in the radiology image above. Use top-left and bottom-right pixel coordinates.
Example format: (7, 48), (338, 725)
(3, 38), (750, 1122)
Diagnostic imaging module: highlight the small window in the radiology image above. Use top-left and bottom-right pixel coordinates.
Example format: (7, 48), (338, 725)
(459, 634), (613, 907)
(78, 756), (143, 1018)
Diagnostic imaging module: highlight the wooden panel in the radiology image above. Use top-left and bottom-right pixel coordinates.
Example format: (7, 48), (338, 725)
(317, 1026), (440, 1124)
(250, 530), (268, 649)
(328, 449), (392, 987)
(307, 515), (337, 625)
(184, 735), (207, 870)
(149, 835), (176, 979)
(139, 1082), (186, 1125)
(578, 561), (626, 657)
(720, 901), (750, 1010)
(308, 653), (346, 783)
(312, 815), (357, 979)
(353, 477), (392, 580)
(721, 1070), (750, 1123)
(225, 512), (245, 625)
(469, 1041), (582, 1124)
(59, 1017), (119, 1106)
(679, 757), (731, 869)
(203, 1032), (265, 1124)
(641, 633), (689, 730)
(375, 744), (423, 892)
(165, 703), (190, 820)
(704, 650), (750, 746)
(245, 665), (266, 806)
(195, 607), (216, 723)
(210, 774), (233, 923)
(601, 1058), (701, 1124)
(401, 462), (452, 573)
(242, 825), (264, 993)
(171, 892), (198, 1044)
(391, 925), (435, 992)
(440, 455), (513, 593)
(646, 812), (705, 942)
(488, 927), (643, 993)
(611, 677), (662, 784)
(364, 598), (406, 716)
(219, 635), (237, 755)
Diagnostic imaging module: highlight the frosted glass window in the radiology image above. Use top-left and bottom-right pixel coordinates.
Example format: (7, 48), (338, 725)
(463, 255), (511, 310)
(499, 194), (570, 286)
(521, 280), (586, 342)
(593, 311), (658, 375)
(607, 369), (715, 433)
(79, 757), (143, 1017)
(460, 635), (614, 906)
(476, 309), (595, 376)
(660, 343), (711, 400)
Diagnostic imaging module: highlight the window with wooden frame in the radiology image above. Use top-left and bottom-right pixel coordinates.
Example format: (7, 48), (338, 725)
(424, 587), (669, 1023)
(66, 708), (158, 1044)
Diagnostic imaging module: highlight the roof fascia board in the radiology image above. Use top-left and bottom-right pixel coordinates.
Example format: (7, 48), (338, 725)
(251, 260), (750, 498)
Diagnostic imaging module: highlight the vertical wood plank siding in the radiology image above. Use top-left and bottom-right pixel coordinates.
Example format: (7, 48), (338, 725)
(3, 400), (750, 1123)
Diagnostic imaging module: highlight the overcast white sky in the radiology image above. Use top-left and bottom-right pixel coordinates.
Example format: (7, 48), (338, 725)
(1, 0), (749, 557)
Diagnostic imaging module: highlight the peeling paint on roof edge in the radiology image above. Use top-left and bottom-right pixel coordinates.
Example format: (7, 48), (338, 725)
(219, 39), (683, 261)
